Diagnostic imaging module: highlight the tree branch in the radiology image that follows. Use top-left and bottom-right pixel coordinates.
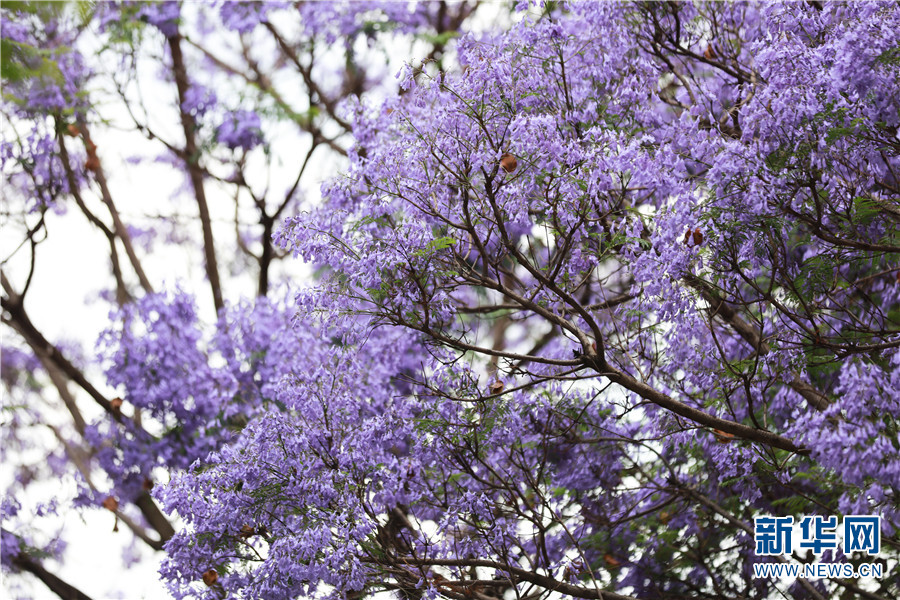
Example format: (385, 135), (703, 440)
(392, 557), (638, 600)
(684, 274), (830, 411)
(167, 32), (224, 314)
(10, 550), (94, 600)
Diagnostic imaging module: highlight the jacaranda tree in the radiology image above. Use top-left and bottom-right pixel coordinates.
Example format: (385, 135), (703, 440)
(2, 2), (899, 600)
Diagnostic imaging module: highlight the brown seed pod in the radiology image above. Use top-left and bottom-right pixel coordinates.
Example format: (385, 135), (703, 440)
(110, 397), (123, 412)
(431, 573), (453, 592)
(84, 155), (101, 173)
(603, 554), (623, 568)
(703, 44), (717, 59)
(65, 124), (81, 137)
(500, 153), (517, 173)
(101, 496), (119, 512)
(692, 228), (703, 246)
(202, 569), (218, 587)
(713, 429), (735, 443)
(488, 380), (504, 395)
(683, 229), (692, 245)
(142, 478), (154, 491)
(239, 524), (255, 538)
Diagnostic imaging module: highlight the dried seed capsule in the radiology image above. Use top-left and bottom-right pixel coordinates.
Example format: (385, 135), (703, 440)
(500, 153), (517, 173)
(604, 554), (623, 568)
(713, 429), (735, 443)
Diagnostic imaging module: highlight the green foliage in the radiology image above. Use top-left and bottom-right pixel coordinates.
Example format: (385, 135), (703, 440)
(825, 118), (865, 144)
(792, 254), (834, 303)
(875, 46), (900, 66)
(1, 1), (96, 113)
(417, 30), (459, 47)
(1, 37), (63, 89)
(851, 196), (882, 226)
(411, 235), (456, 258)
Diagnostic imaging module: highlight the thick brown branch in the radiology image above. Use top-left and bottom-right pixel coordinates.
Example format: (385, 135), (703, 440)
(76, 119), (155, 295)
(2, 274), (118, 420)
(603, 366), (807, 454)
(167, 32), (224, 313)
(134, 492), (175, 545)
(39, 357), (87, 435)
(11, 550), (93, 600)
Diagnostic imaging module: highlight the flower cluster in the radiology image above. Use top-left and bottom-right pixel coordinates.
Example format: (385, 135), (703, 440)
(269, 1), (899, 597)
(216, 110), (263, 152)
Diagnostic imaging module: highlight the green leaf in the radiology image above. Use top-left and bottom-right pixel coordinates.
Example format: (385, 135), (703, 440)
(412, 236), (456, 257)
(851, 196), (881, 226)
(792, 254), (833, 302)
(875, 46), (900, 66)
(417, 30), (460, 47)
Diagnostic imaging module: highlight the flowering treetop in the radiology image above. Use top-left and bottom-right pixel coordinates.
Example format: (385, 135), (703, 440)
(2, 2), (899, 600)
